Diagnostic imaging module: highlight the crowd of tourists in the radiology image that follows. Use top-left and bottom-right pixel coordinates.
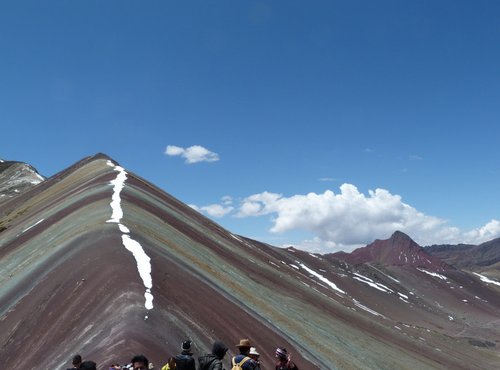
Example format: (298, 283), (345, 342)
(66, 338), (299, 370)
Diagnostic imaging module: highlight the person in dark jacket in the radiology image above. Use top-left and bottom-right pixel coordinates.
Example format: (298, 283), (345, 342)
(175, 339), (196, 370)
(80, 361), (97, 370)
(275, 347), (298, 370)
(198, 341), (228, 370)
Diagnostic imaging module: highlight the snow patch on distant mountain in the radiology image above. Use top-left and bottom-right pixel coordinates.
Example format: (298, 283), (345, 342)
(353, 299), (385, 317)
(417, 268), (447, 280)
(473, 272), (500, 287)
(300, 263), (346, 294)
(352, 272), (393, 293)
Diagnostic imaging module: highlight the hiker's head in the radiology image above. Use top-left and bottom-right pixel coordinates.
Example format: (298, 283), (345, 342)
(236, 338), (252, 354)
(212, 341), (228, 359)
(131, 355), (149, 370)
(72, 354), (82, 367)
(249, 347), (260, 360)
(181, 339), (193, 354)
(276, 347), (288, 361)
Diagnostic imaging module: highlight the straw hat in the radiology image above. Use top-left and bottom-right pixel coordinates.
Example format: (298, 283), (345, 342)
(235, 339), (252, 348)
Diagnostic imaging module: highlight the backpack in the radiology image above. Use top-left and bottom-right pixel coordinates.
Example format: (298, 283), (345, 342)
(231, 356), (251, 370)
(161, 357), (177, 370)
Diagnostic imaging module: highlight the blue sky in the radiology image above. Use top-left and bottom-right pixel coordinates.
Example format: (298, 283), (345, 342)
(1, 1), (499, 252)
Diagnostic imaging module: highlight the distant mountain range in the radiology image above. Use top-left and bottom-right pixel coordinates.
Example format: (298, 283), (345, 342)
(426, 239), (500, 277)
(1, 154), (499, 370)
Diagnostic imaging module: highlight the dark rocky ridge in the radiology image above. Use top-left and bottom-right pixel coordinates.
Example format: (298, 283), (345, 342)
(1, 154), (500, 370)
(426, 238), (500, 279)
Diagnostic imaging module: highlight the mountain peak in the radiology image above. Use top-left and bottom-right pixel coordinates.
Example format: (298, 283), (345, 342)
(391, 230), (412, 241)
(331, 231), (452, 271)
(0, 160), (45, 200)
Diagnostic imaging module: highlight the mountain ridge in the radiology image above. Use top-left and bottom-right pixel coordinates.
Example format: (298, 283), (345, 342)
(426, 238), (500, 278)
(1, 154), (500, 370)
(0, 159), (45, 202)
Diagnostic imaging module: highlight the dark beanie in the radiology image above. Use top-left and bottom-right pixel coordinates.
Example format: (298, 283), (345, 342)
(212, 341), (228, 359)
(182, 340), (192, 353)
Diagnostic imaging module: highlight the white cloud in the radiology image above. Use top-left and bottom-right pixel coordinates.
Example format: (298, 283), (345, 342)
(462, 220), (500, 244)
(165, 145), (219, 164)
(189, 202), (233, 218)
(221, 195), (233, 205)
(409, 154), (423, 160)
(236, 191), (282, 217)
(235, 184), (500, 253)
(200, 204), (234, 218)
(165, 145), (185, 156)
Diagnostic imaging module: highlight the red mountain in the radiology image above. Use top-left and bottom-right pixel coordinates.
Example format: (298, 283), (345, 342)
(328, 231), (452, 271)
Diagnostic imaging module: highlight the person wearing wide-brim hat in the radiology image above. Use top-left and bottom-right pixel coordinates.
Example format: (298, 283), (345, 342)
(248, 347), (261, 370)
(231, 339), (258, 370)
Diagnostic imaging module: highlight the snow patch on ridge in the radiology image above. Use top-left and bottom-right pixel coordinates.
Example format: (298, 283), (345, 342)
(107, 160), (154, 313)
(21, 218), (44, 233)
(352, 299), (385, 317)
(473, 272), (500, 287)
(230, 233), (244, 243)
(352, 272), (393, 293)
(300, 263), (346, 294)
(417, 268), (447, 280)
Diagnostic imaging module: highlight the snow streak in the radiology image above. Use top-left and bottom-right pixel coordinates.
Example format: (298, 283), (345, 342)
(352, 272), (393, 293)
(417, 268), (447, 280)
(352, 299), (385, 317)
(22, 218), (44, 233)
(473, 272), (500, 287)
(107, 161), (154, 312)
(300, 263), (346, 294)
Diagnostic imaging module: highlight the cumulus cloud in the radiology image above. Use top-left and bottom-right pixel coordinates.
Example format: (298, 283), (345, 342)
(200, 204), (234, 218)
(189, 196), (234, 218)
(235, 184), (500, 253)
(221, 196), (233, 205)
(462, 220), (500, 244)
(165, 145), (219, 164)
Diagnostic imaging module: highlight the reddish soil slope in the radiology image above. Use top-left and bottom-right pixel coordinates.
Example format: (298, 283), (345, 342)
(1, 155), (500, 370)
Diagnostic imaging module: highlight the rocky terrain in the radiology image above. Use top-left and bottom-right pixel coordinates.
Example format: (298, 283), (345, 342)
(0, 154), (499, 369)
(0, 159), (45, 203)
